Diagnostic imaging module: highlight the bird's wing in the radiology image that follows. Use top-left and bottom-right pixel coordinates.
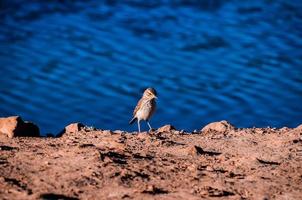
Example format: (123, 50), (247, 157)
(133, 98), (144, 117)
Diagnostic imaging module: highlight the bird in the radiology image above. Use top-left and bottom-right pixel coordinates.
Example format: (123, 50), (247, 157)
(129, 88), (157, 133)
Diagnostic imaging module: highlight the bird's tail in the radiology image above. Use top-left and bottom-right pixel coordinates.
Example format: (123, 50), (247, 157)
(129, 117), (137, 124)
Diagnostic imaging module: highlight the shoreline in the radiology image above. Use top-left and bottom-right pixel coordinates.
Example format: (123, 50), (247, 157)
(0, 117), (302, 199)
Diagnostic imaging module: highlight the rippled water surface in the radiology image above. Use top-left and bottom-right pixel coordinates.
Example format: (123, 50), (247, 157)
(0, 0), (302, 134)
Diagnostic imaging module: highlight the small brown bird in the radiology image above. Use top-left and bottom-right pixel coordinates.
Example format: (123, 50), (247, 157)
(129, 88), (157, 133)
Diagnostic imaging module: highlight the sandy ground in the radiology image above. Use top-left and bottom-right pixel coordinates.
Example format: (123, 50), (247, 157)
(0, 125), (302, 200)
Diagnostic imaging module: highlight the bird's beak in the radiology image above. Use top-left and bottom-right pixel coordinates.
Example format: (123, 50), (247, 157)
(153, 95), (158, 99)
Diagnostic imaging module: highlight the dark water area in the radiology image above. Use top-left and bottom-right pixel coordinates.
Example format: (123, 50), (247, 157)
(0, 0), (302, 134)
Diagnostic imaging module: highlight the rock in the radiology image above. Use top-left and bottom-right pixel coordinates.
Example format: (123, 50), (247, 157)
(102, 130), (113, 135)
(158, 125), (175, 133)
(21, 122), (40, 136)
(294, 124), (302, 132)
(58, 123), (84, 137)
(142, 185), (168, 194)
(0, 116), (40, 138)
(65, 123), (84, 133)
(187, 145), (204, 156)
(202, 120), (235, 133)
(187, 164), (197, 172)
(113, 130), (124, 134)
(83, 126), (97, 132)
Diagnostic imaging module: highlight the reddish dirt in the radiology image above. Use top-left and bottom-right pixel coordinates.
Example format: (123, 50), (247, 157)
(0, 126), (302, 199)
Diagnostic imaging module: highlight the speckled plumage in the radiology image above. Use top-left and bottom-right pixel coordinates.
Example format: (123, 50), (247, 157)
(129, 88), (157, 132)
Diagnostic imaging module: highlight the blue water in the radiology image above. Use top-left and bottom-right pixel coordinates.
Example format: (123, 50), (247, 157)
(0, 0), (302, 134)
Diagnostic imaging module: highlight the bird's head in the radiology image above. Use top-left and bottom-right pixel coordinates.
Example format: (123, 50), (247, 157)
(143, 88), (157, 99)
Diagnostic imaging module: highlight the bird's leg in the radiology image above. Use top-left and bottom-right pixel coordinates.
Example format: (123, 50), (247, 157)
(137, 120), (141, 133)
(147, 121), (152, 131)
